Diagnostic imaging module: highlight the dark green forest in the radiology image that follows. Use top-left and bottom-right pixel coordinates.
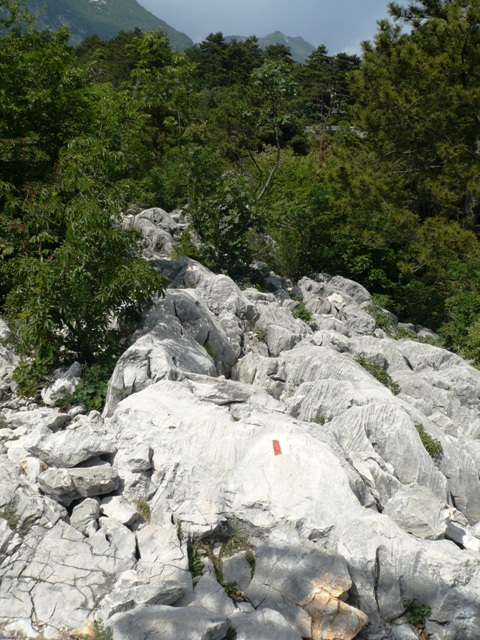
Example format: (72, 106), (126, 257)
(2, 0), (480, 396)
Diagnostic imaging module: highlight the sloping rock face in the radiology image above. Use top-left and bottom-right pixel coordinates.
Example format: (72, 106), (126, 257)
(2, 249), (480, 639)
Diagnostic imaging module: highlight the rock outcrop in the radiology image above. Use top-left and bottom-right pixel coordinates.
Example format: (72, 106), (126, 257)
(1, 213), (480, 639)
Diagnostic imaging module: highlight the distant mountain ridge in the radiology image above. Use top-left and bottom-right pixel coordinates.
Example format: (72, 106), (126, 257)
(225, 30), (315, 63)
(25, 0), (193, 50)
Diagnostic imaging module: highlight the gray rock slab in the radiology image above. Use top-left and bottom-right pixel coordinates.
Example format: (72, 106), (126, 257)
(222, 551), (253, 593)
(101, 495), (139, 526)
(230, 608), (303, 640)
(24, 421), (117, 468)
(383, 486), (450, 539)
(125, 444), (152, 472)
(70, 497), (100, 537)
(2, 408), (70, 432)
(0, 519), (136, 633)
(245, 538), (365, 638)
(38, 464), (120, 506)
(100, 564), (186, 619)
(110, 604), (229, 640)
(189, 575), (236, 617)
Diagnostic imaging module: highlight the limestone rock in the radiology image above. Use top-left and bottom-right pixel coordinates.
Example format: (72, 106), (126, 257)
(222, 551), (253, 593)
(100, 568), (186, 619)
(24, 418), (117, 468)
(188, 575), (236, 617)
(110, 604), (229, 640)
(3, 261), (480, 639)
(38, 464), (120, 506)
(100, 496), (139, 527)
(2, 407), (70, 432)
(125, 207), (179, 258)
(0, 519), (136, 635)
(70, 498), (100, 537)
(230, 608), (303, 640)
(383, 486), (455, 540)
(41, 362), (82, 407)
(245, 538), (367, 639)
(103, 291), (220, 416)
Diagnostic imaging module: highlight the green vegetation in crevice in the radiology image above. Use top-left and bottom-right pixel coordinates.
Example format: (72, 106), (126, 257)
(188, 532), (256, 600)
(255, 327), (267, 343)
(55, 359), (117, 413)
(204, 342), (217, 361)
(404, 599), (431, 628)
(135, 499), (151, 522)
(292, 302), (313, 323)
(355, 357), (400, 396)
(0, 507), (20, 530)
(365, 295), (396, 332)
(90, 620), (113, 640)
(415, 424), (443, 461)
(312, 415), (333, 426)
(0, 507), (37, 537)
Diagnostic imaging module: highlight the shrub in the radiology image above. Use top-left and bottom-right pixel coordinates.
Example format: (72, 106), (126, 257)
(415, 424), (443, 460)
(355, 357), (400, 395)
(292, 303), (313, 323)
(404, 599), (431, 627)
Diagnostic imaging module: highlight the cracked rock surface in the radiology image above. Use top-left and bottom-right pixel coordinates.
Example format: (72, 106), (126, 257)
(1, 234), (480, 639)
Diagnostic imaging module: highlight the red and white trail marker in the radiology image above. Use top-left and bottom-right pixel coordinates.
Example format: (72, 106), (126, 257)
(272, 439), (290, 456)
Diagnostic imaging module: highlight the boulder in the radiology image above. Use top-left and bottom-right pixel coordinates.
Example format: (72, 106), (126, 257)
(110, 604), (229, 640)
(37, 464), (120, 506)
(230, 608), (303, 640)
(41, 362), (82, 407)
(188, 575), (236, 617)
(24, 417), (117, 468)
(245, 537), (368, 639)
(70, 498), (100, 537)
(100, 496), (139, 527)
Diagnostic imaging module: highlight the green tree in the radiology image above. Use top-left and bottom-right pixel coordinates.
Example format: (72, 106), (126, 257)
(324, 0), (480, 328)
(186, 173), (259, 276)
(260, 151), (338, 279)
(0, 0), (164, 394)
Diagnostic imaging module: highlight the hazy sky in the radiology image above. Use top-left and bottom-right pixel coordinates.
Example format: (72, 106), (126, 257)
(138, 0), (395, 54)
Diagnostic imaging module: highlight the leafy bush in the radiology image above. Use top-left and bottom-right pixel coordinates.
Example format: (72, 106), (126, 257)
(187, 173), (259, 276)
(355, 357), (400, 395)
(292, 303), (313, 323)
(55, 359), (116, 413)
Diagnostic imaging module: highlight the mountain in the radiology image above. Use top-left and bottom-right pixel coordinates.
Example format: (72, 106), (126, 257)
(25, 0), (193, 50)
(225, 30), (315, 64)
